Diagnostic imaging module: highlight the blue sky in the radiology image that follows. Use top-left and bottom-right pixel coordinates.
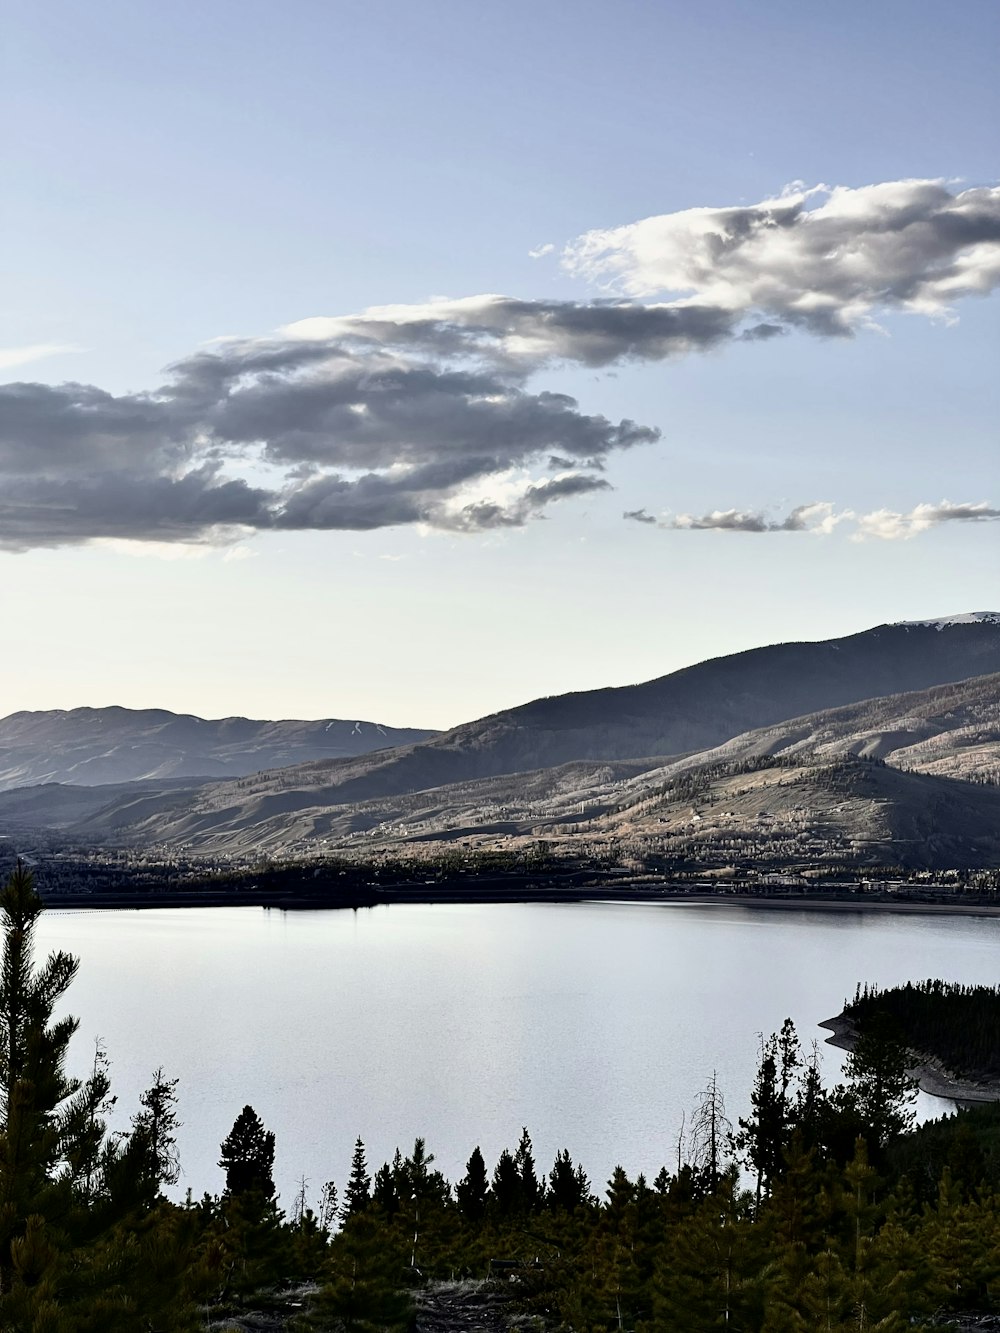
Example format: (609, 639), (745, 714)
(2, 0), (998, 726)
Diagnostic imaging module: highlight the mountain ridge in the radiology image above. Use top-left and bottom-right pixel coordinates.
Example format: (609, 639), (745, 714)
(148, 617), (1000, 812)
(39, 670), (995, 863)
(0, 707), (439, 791)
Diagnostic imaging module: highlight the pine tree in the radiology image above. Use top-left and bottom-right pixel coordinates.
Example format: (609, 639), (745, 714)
(455, 1146), (488, 1223)
(298, 1212), (412, 1333)
(0, 863), (202, 1328)
(737, 1020), (803, 1205)
(215, 1105), (286, 1298)
(341, 1137), (371, 1221)
(514, 1126), (543, 1212)
(371, 1161), (400, 1219)
(219, 1105), (276, 1199)
(490, 1149), (521, 1218)
(842, 1017), (917, 1155)
(547, 1148), (590, 1213)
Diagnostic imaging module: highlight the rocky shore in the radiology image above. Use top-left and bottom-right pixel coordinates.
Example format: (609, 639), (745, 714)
(819, 1014), (1000, 1105)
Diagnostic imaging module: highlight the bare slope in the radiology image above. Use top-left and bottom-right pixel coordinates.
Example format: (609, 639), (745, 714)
(624, 672), (1000, 785)
(0, 707), (439, 790)
(587, 756), (1000, 871)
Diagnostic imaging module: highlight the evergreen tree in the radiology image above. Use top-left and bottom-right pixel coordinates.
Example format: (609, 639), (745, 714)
(219, 1105), (276, 1199)
(842, 1017), (917, 1155)
(490, 1149), (521, 1218)
(133, 1068), (181, 1188)
(297, 1212), (412, 1333)
(0, 863), (202, 1328)
(399, 1136), (448, 1204)
(455, 1146), (489, 1223)
(0, 860), (85, 1242)
(371, 1161), (400, 1219)
(214, 1105), (286, 1299)
(102, 1067), (182, 1213)
(737, 1020), (803, 1205)
(548, 1148), (590, 1213)
(341, 1137), (371, 1221)
(514, 1126), (543, 1212)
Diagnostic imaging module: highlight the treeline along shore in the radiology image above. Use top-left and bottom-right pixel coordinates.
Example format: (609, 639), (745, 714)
(2, 844), (999, 913)
(823, 980), (1000, 1105)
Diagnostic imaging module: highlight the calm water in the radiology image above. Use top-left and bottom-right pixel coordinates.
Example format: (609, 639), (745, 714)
(34, 901), (1000, 1208)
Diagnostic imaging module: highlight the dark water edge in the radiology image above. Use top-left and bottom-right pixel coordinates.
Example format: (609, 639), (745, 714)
(38, 881), (1000, 915)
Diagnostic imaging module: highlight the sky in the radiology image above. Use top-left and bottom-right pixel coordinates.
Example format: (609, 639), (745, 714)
(2, 0), (998, 729)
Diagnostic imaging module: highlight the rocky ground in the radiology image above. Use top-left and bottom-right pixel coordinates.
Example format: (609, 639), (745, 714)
(205, 1280), (529, 1333)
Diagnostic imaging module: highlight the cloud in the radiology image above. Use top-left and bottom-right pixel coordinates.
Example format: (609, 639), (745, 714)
(0, 349), (654, 550)
(562, 180), (1000, 334)
(640, 498), (996, 541)
(528, 243), (555, 259)
(2, 178), (997, 552)
(278, 294), (738, 368)
(669, 502), (843, 533)
(0, 343), (80, 371)
(433, 473), (613, 532)
(854, 499), (1000, 541)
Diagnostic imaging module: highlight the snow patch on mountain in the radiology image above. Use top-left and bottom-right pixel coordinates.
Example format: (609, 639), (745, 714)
(895, 612), (1000, 629)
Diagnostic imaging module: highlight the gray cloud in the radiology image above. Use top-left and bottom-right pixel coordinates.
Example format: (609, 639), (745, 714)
(278, 297), (740, 370)
(435, 474), (613, 533)
(0, 344), (656, 550)
(0, 468), (273, 551)
(671, 508), (773, 533)
(668, 502), (847, 535)
(2, 178), (997, 552)
(638, 498), (997, 541)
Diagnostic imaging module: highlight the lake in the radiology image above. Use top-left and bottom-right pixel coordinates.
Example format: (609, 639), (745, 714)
(35, 901), (1000, 1209)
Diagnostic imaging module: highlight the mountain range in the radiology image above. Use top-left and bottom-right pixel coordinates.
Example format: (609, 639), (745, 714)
(2, 613), (999, 868)
(0, 709), (439, 790)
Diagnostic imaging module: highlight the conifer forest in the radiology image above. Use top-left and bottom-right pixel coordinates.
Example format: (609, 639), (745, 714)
(5, 863), (1000, 1332)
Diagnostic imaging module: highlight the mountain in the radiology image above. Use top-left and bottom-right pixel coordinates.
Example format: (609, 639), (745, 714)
(85, 614), (999, 817)
(0, 707), (439, 791)
(35, 671), (995, 864)
(629, 671), (1000, 784)
(3, 625), (998, 867)
(579, 754), (1000, 871)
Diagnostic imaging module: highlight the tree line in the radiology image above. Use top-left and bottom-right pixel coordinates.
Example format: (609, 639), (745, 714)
(845, 979), (1000, 1081)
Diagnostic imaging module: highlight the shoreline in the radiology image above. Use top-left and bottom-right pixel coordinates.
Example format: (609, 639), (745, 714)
(35, 883), (1000, 917)
(818, 1013), (1000, 1105)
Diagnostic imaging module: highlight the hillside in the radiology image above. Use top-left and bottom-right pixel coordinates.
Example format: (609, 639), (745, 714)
(0, 707), (439, 790)
(45, 615), (996, 825)
(4, 668), (995, 871)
